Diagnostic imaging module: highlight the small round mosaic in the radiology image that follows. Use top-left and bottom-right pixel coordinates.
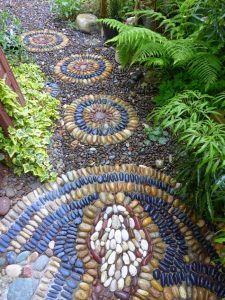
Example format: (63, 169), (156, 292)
(0, 165), (224, 300)
(21, 29), (69, 52)
(54, 54), (113, 84)
(64, 94), (138, 145)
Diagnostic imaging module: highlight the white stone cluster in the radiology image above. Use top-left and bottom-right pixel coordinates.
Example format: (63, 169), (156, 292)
(90, 204), (149, 292)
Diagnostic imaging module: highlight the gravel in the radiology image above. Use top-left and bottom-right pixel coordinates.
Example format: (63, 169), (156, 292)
(0, 0), (176, 206)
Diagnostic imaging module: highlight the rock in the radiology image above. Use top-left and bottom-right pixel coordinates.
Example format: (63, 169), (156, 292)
(108, 264), (115, 277)
(121, 229), (129, 241)
(6, 251), (17, 264)
(110, 279), (117, 292)
(48, 241), (55, 250)
(140, 239), (148, 251)
(108, 251), (116, 264)
(7, 278), (39, 300)
(27, 252), (39, 263)
(155, 159), (164, 169)
(22, 265), (33, 278)
(6, 264), (22, 277)
(95, 220), (103, 231)
(32, 255), (49, 271)
(115, 230), (122, 243)
(129, 264), (137, 276)
(5, 187), (16, 198)
(122, 253), (130, 265)
(16, 251), (30, 263)
(0, 257), (6, 267)
(76, 14), (100, 34)
(121, 265), (128, 278)
(0, 197), (10, 215)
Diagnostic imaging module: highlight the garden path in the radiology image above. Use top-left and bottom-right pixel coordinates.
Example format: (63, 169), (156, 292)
(0, 1), (224, 300)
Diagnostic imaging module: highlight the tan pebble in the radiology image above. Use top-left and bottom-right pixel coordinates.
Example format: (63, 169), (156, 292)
(171, 285), (180, 298)
(78, 232), (88, 238)
(85, 260), (98, 269)
(76, 238), (86, 244)
(74, 289), (88, 300)
(76, 244), (86, 251)
(84, 209), (95, 219)
(140, 272), (153, 280)
(87, 268), (98, 277)
(79, 282), (90, 292)
(82, 216), (93, 225)
(138, 278), (151, 290)
(163, 287), (173, 300)
(125, 275), (131, 286)
(208, 293), (217, 300)
(16, 236), (27, 244)
(83, 273), (94, 284)
(27, 251), (39, 263)
(151, 280), (163, 292)
(79, 223), (92, 232)
(136, 289), (149, 297)
(116, 192), (125, 203)
(150, 258), (159, 268)
(94, 200), (104, 209)
(11, 240), (21, 249)
(39, 283), (48, 291)
(83, 255), (91, 264)
(149, 287), (161, 298)
(179, 286), (187, 299)
(77, 250), (89, 259)
(20, 231), (30, 239)
(36, 290), (46, 297)
(141, 264), (153, 273)
(142, 217), (152, 227)
(44, 270), (54, 279)
(48, 265), (58, 273)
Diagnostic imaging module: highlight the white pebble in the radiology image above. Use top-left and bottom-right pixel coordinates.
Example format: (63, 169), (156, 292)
(106, 207), (113, 215)
(115, 270), (121, 280)
(129, 218), (135, 228)
(101, 262), (108, 272)
(101, 271), (107, 282)
(106, 240), (110, 250)
(108, 251), (116, 264)
(122, 253), (130, 265)
(91, 240), (95, 250)
(116, 244), (123, 254)
(107, 218), (112, 228)
(128, 241), (135, 252)
(134, 229), (141, 242)
(115, 230), (122, 244)
(117, 205), (126, 212)
(110, 239), (117, 250)
(121, 229), (129, 241)
(128, 250), (136, 262)
(95, 220), (103, 232)
(121, 265), (128, 278)
(109, 229), (115, 240)
(113, 205), (118, 213)
(91, 231), (99, 241)
(104, 277), (112, 287)
(129, 264), (137, 276)
(119, 215), (124, 223)
(141, 239), (148, 251)
(110, 279), (117, 292)
(118, 278), (125, 290)
(108, 264), (115, 277)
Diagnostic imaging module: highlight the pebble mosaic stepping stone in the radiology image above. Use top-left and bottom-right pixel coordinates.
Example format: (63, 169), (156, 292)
(0, 165), (224, 300)
(44, 82), (60, 97)
(54, 54), (113, 84)
(21, 29), (69, 52)
(64, 94), (138, 145)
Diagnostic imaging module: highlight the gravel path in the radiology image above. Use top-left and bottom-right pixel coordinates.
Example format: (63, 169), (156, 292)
(0, 0), (175, 205)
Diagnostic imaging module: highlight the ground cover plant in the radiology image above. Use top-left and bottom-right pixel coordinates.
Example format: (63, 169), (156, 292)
(0, 63), (59, 181)
(50, 0), (85, 19)
(100, 0), (225, 221)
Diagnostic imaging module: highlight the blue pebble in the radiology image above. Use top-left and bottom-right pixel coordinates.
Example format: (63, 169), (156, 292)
(59, 267), (71, 277)
(6, 251), (17, 264)
(16, 251), (30, 263)
(66, 279), (77, 289)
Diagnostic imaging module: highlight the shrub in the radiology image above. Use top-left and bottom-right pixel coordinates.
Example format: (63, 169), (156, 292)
(0, 63), (59, 181)
(0, 9), (26, 62)
(50, 0), (85, 19)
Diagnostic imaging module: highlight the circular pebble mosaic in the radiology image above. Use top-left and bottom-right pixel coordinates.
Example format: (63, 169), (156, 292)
(0, 165), (224, 300)
(21, 29), (69, 52)
(64, 95), (138, 145)
(54, 54), (113, 84)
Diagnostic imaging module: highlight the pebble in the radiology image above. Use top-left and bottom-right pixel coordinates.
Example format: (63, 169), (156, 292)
(108, 251), (116, 264)
(6, 264), (23, 277)
(32, 255), (49, 271)
(22, 265), (33, 278)
(0, 197), (10, 216)
(115, 230), (122, 243)
(48, 241), (55, 250)
(7, 278), (39, 300)
(16, 251), (30, 263)
(129, 264), (137, 276)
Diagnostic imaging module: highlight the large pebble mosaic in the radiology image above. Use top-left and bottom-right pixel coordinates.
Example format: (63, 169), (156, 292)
(64, 94), (138, 145)
(21, 29), (69, 52)
(0, 164), (224, 300)
(54, 54), (113, 84)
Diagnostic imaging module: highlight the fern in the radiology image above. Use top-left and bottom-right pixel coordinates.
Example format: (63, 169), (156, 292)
(188, 53), (222, 89)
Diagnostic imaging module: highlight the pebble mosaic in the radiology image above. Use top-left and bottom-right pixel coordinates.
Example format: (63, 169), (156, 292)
(0, 164), (224, 300)
(64, 94), (138, 145)
(54, 54), (113, 84)
(21, 29), (69, 52)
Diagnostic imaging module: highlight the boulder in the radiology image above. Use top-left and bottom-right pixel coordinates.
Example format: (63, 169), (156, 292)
(76, 13), (100, 34)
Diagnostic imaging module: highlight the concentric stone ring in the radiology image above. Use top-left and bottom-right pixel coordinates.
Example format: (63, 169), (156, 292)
(64, 94), (138, 145)
(0, 165), (224, 300)
(21, 29), (69, 52)
(54, 54), (113, 84)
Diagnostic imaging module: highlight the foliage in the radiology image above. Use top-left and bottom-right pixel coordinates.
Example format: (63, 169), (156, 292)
(0, 9), (26, 62)
(150, 90), (225, 220)
(101, 18), (222, 91)
(0, 63), (59, 181)
(214, 225), (225, 264)
(50, 0), (85, 19)
(144, 125), (169, 145)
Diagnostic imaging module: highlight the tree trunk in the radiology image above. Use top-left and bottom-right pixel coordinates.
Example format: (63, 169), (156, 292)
(100, 0), (108, 18)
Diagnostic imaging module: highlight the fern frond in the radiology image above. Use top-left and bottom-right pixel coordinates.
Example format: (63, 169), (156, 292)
(131, 42), (165, 65)
(99, 18), (128, 33)
(188, 53), (221, 89)
(165, 39), (194, 65)
(143, 57), (166, 67)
